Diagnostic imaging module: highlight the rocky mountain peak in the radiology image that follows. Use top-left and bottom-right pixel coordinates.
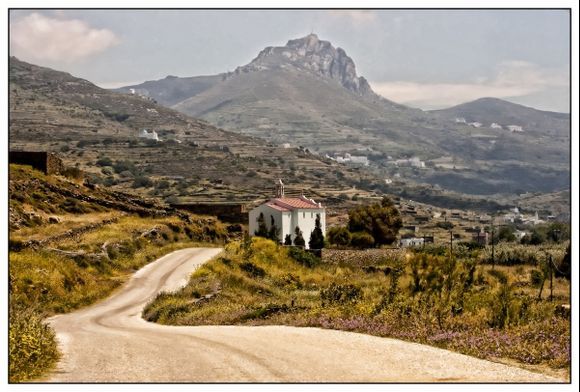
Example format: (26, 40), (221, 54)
(240, 34), (374, 97)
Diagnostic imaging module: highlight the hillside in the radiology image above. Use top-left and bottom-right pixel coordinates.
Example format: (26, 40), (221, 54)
(431, 97), (569, 137)
(8, 163), (229, 382)
(9, 57), (374, 204)
(117, 34), (570, 198)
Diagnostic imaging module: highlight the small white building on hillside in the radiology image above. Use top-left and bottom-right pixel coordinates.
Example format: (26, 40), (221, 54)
(138, 129), (159, 141)
(507, 125), (524, 133)
(400, 237), (424, 247)
(248, 180), (326, 249)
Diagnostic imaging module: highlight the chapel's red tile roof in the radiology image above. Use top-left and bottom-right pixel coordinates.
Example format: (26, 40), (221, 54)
(265, 202), (290, 212)
(271, 197), (322, 210)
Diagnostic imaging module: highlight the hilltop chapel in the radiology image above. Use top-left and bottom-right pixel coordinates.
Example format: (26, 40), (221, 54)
(248, 180), (326, 249)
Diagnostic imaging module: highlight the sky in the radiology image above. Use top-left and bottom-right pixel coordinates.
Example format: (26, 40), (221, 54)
(9, 9), (571, 112)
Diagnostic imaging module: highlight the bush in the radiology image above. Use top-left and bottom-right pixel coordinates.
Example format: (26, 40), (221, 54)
(96, 157), (113, 167)
(240, 262), (266, 278)
(293, 226), (305, 247)
(156, 180), (170, 190)
(350, 232), (375, 249)
(530, 269), (544, 286)
(113, 160), (137, 175)
(288, 246), (320, 268)
(327, 226), (351, 247)
(320, 283), (362, 305)
(348, 197), (401, 246)
(487, 269), (508, 284)
(104, 112), (130, 122)
(436, 221), (454, 230)
(9, 307), (59, 382)
(132, 176), (153, 188)
(61, 167), (83, 180)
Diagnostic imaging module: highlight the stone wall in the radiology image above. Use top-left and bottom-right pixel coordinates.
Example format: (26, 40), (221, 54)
(321, 248), (406, 267)
(9, 151), (64, 175)
(172, 203), (248, 223)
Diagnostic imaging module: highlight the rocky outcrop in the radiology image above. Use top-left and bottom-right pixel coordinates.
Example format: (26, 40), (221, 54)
(235, 34), (374, 97)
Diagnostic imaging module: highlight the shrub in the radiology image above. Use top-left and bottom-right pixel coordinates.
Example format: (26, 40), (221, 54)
(320, 283), (362, 305)
(96, 157), (113, 167)
(288, 246), (320, 268)
(104, 112), (130, 122)
(113, 160), (137, 175)
(240, 262), (266, 278)
(327, 226), (351, 247)
(156, 180), (170, 190)
(132, 176), (153, 188)
(488, 269), (508, 285)
(308, 214), (325, 250)
(350, 232), (375, 249)
(348, 197), (402, 246)
(530, 269), (544, 286)
(293, 226), (305, 247)
(489, 283), (513, 328)
(61, 167), (83, 180)
(9, 307), (59, 382)
(436, 221), (454, 230)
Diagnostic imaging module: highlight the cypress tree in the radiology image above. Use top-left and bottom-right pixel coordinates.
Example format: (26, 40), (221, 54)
(254, 212), (269, 238)
(293, 226), (305, 247)
(309, 214), (325, 249)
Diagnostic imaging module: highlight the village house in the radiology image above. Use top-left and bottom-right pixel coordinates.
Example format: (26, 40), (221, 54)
(507, 125), (524, 133)
(138, 129), (159, 141)
(472, 230), (489, 245)
(400, 237), (424, 247)
(248, 180), (326, 249)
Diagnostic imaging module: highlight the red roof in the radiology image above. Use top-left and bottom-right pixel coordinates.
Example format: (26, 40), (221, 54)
(265, 202), (290, 212)
(271, 197), (322, 210)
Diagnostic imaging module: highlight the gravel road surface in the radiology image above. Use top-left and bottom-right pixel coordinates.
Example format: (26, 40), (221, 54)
(47, 247), (561, 382)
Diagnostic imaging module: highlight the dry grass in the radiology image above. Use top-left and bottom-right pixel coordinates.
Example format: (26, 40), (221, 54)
(144, 237), (570, 374)
(10, 211), (122, 243)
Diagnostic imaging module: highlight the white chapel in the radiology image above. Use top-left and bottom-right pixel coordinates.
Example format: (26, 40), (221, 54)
(248, 180), (326, 249)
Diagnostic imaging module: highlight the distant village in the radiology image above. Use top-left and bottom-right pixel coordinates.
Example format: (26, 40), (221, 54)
(455, 117), (525, 133)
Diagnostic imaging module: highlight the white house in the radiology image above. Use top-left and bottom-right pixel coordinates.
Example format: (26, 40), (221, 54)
(490, 123), (503, 129)
(248, 180), (326, 249)
(138, 129), (159, 141)
(507, 125), (524, 132)
(400, 237), (424, 247)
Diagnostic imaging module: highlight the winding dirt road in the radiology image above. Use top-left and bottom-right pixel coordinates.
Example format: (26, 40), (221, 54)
(47, 247), (561, 382)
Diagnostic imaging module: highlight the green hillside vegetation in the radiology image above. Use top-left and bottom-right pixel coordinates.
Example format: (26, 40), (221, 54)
(144, 237), (570, 378)
(8, 164), (227, 382)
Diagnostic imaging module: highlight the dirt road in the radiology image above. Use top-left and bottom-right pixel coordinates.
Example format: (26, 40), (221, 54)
(47, 247), (561, 382)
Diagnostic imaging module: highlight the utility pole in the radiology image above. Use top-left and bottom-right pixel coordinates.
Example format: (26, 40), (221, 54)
(549, 254), (553, 302)
(450, 230), (453, 258)
(491, 224), (495, 270)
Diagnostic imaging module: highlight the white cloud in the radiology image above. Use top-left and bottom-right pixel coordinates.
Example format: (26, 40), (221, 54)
(327, 10), (377, 25)
(10, 13), (119, 63)
(371, 61), (568, 110)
